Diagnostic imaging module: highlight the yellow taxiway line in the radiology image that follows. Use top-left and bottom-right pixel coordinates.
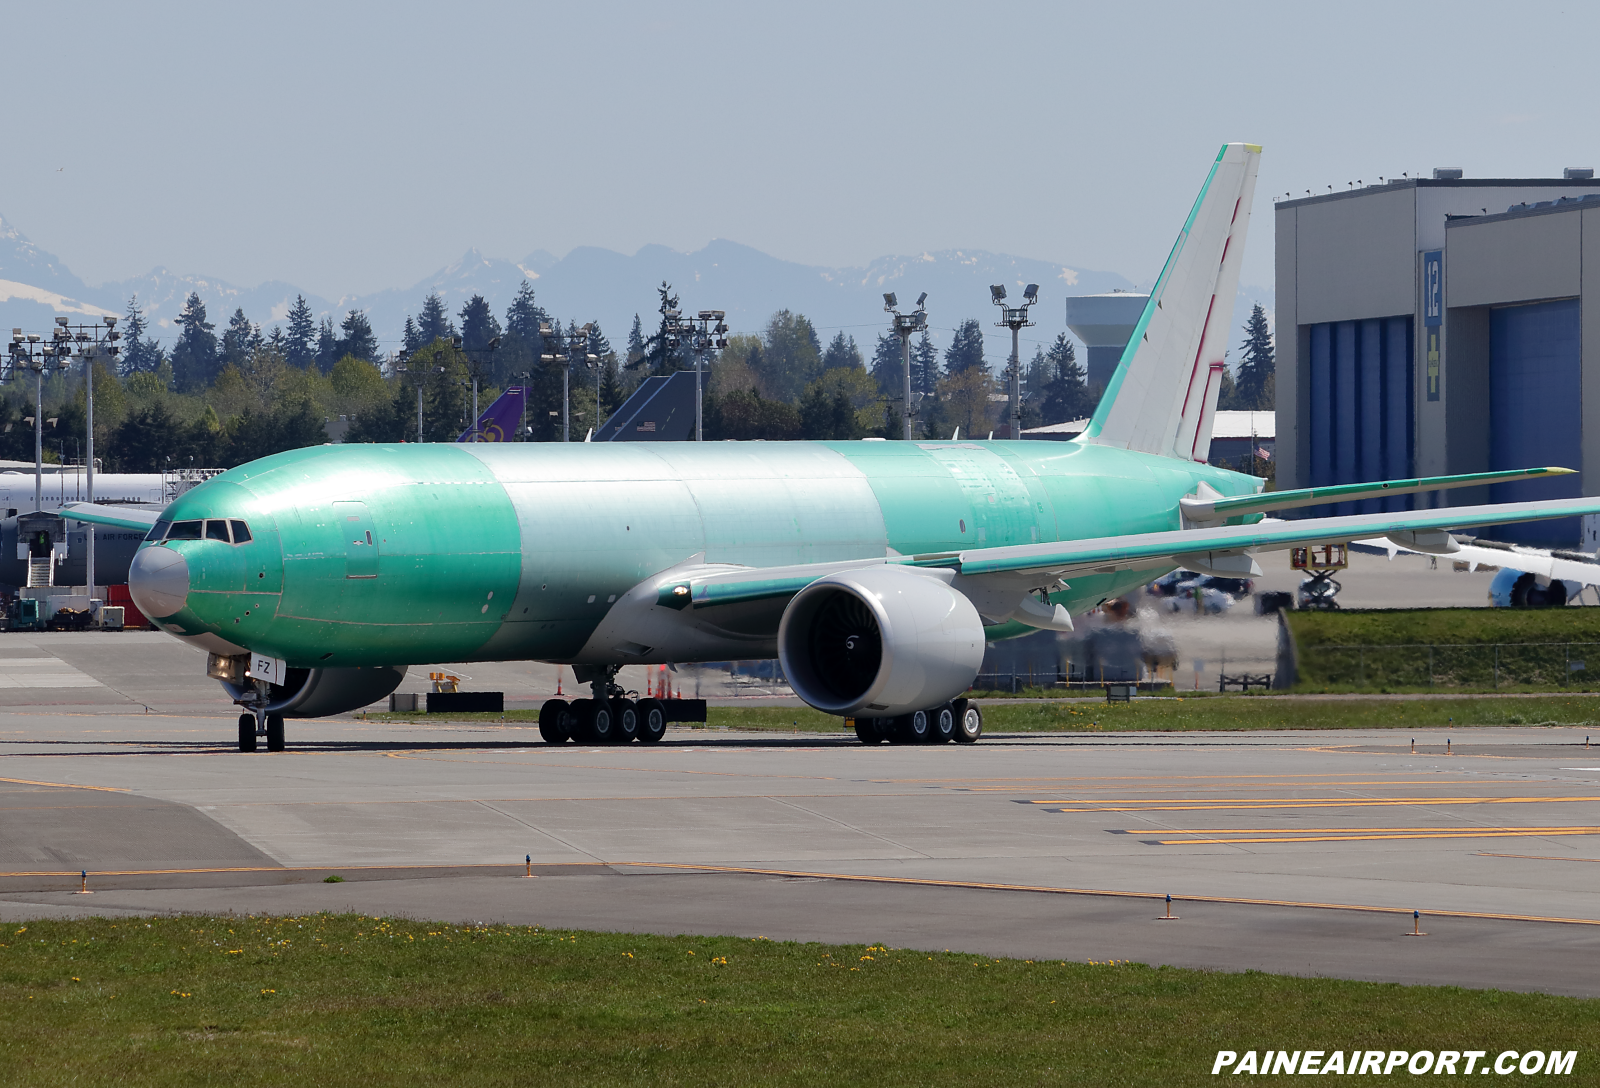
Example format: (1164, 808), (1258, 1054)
(1034, 796), (1600, 811)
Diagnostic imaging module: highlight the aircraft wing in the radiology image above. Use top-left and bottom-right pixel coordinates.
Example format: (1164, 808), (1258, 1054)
(952, 496), (1600, 579)
(59, 502), (162, 532)
(664, 495), (1600, 612)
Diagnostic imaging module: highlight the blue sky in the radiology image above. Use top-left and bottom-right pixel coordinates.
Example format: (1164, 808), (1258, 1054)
(6, 1), (1595, 301)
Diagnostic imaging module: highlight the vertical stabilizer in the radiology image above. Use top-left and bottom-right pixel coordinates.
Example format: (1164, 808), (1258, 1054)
(1079, 143), (1261, 461)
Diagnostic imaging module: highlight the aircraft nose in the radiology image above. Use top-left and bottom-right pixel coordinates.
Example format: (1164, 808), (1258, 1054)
(129, 544), (190, 619)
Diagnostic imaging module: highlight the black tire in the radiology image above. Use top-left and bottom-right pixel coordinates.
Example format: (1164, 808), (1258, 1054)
(954, 700), (982, 744)
(853, 718), (880, 744)
(586, 699), (616, 744)
(932, 703), (957, 743)
(616, 700), (640, 743)
(266, 713), (285, 752)
(566, 699), (593, 742)
(901, 709), (932, 744)
(538, 699), (571, 744)
(238, 712), (257, 753)
(638, 699), (667, 744)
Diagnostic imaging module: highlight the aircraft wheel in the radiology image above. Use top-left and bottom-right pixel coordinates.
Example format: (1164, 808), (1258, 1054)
(566, 699), (593, 741)
(237, 713), (257, 753)
(585, 699), (616, 745)
(637, 699), (667, 744)
(953, 701), (983, 744)
(899, 710), (931, 744)
(616, 700), (640, 743)
(854, 718), (886, 744)
(932, 703), (957, 744)
(538, 699), (571, 744)
(266, 714), (285, 752)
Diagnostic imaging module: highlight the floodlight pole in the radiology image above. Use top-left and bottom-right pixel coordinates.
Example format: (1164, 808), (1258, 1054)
(540, 323), (573, 442)
(991, 284), (1039, 440)
(884, 293), (928, 441)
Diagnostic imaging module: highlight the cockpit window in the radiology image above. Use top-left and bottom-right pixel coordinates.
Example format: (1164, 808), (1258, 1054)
(167, 520), (203, 540)
(146, 520), (170, 542)
(205, 520), (231, 542)
(230, 520), (252, 543)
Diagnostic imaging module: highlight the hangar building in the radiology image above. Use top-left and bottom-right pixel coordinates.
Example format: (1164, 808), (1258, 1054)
(1275, 170), (1600, 546)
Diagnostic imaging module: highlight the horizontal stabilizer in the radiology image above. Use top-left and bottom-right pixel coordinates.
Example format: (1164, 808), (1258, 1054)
(1181, 467), (1576, 523)
(59, 502), (162, 531)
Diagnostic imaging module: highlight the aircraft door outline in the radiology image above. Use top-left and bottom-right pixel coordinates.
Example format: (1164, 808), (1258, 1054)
(333, 500), (379, 579)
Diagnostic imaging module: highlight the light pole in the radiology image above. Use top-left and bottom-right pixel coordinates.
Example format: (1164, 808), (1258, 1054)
(459, 335), (501, 441)
(883, 292), (927, 441)
(690, 311), (727, 442)
(991, 283), (1039, 439)
(539, 323), (572, 442)
(392, 351), (444, 442)
(68, 317), (120, 600)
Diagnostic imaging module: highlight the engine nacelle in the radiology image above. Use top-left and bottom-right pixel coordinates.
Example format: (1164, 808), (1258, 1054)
(221, 665), (408, 718)
(778, 565), (984, 717)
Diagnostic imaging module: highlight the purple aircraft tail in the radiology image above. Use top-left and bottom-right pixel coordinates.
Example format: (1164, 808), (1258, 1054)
(458, 386), (527, 442)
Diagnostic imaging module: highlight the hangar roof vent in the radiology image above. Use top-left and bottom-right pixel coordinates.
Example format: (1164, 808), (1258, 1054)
(1563, 167), (1594, 180)
(1432, 168), (1464, 180)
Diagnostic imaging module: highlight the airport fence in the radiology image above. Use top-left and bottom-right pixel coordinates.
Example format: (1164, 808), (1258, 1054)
(1296, 642), (1600, 690)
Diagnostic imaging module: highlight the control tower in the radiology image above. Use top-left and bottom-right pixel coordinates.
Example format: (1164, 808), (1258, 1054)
(1062, 291), (1150, 390)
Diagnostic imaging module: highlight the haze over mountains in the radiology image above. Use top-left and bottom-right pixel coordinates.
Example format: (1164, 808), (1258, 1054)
(0, 213), (1272, 366)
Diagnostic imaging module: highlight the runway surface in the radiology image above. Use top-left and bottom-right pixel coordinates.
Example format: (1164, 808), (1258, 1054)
(3, 639), (1600, 996)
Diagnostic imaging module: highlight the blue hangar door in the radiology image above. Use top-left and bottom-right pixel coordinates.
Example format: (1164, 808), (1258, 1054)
(1488, 298), (1581, 546)
(1306, 316), (1414, 515)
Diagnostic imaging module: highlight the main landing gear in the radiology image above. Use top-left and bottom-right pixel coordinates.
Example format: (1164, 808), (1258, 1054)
(538, 665), (702, 745)
(234, 679), (285, 752)
(853, 699), (981, 745)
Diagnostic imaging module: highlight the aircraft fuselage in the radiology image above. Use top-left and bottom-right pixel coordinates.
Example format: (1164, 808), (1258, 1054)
(130, 439), (1259, 669)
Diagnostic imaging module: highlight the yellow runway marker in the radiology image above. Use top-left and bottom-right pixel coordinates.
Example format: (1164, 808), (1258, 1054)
(964, 779), (1487, 793)
(1035, 795), (1600, 811)
(0, 775), (128, 793)
(1141, 828), (1600, 845)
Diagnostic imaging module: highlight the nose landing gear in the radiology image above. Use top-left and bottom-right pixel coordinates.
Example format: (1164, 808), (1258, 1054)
(234, 679), (286, 752)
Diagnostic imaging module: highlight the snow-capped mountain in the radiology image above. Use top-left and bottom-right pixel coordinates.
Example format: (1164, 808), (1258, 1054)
(0, 211), (1272, 363)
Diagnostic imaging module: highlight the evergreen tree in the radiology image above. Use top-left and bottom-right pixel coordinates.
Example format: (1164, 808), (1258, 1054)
(626, 314), (646, 367)
(754, 310), (822, 403)
(943, 319), (986, 375)
(220, 307), (256, 369)
(911, 330), (939, 397)
(169, 293), (219, 392)
(642, 282), (687, 375)
(1038, 333), (1095, 423)
(458, 294), (502, 353)
(416, 292), (456, 346)
(1234, 302), (1275, 410)
(501, 282), (553, 420)
(314, 317), (339, 373)
(820, 331), (862, 372)
(119, 295), (166, 376)
(868, 333), (902, 399)
(402, 316), (423, 353)
(335, 309), (378, 363)
(284, 295), (317, 369)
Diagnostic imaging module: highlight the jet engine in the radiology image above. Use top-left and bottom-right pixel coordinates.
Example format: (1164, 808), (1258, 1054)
(778, 565), (984, 717)
(220, 665), (408, 718)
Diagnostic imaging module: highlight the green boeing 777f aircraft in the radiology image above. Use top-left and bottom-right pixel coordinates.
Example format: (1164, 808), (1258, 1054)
(66, 144), (1600, 751)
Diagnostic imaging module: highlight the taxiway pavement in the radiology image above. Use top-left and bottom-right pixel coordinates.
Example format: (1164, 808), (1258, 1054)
(3, 650), (1600, 995)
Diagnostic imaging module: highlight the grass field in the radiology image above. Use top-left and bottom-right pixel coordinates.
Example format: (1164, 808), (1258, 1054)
(366, 694), (1600, 733)
(2, 914), (1593, 1086)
